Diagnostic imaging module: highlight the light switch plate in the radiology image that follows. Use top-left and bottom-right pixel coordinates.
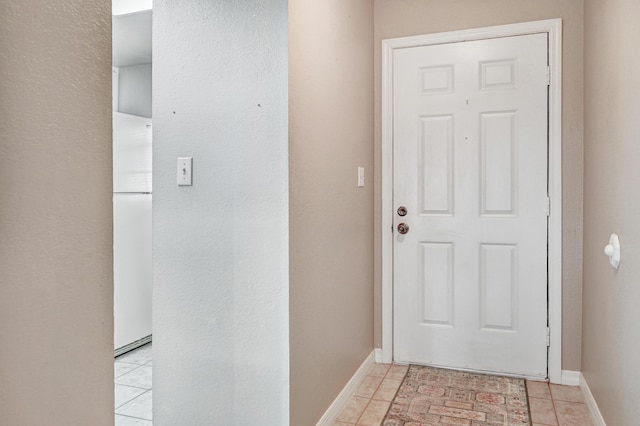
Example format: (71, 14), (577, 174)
(357, 166), (365, 187)
(177, 157), (193, 186)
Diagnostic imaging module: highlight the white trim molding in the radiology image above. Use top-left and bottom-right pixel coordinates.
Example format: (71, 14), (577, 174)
(580, 373), (607, 426)
(561, 370), (581, 386)
(316, 351), (376, 426)
(381, 19), (563, 380)
(114, 334), (152, 358)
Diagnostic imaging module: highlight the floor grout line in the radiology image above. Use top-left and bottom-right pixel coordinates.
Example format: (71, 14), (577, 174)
(115, 413), (152, 421)
(115, 343), (153, 424)
(353, 365), (390, 425)
(548, 383), (562, 426)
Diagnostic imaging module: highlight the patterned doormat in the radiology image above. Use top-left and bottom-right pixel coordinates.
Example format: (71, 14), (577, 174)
(383, 365), (531, 425)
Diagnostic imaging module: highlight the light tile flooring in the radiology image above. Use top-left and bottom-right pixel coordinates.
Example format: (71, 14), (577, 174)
(527, 380), (594, 426)
(114, 343), (153, 425)
(113, 352), (595, 426)
(335, 363), (595, 426)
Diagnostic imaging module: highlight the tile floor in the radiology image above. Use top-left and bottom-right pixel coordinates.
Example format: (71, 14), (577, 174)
(114, 343), (153, 425)
(527, 380), (594, 426)
(335, 363), (596, 426)
(335, 364), (409, 425)
(113, 352), (594, 426)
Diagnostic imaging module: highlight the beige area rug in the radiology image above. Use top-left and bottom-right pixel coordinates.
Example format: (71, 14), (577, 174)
(383, 365), (531, 425)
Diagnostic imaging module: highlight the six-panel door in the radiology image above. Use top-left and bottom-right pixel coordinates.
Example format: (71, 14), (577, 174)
(393, 33), (549, 378)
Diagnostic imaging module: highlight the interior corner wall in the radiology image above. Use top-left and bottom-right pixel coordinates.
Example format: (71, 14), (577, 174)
(373, 0), (585, 371)
(118, 63), (152, 118)
(0, 1), (113, 425)
(582, 1), (640, 423)
(152, 1), (289, 424)
(289, 0), (375, 423)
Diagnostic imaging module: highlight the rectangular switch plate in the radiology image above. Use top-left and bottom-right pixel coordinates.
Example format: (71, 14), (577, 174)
(177, 157), (193, 186)
(357, 166), (365, 187)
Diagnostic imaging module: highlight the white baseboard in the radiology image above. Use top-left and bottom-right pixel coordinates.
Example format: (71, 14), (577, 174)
(114, 334), (152, 358)
(374, 348), (383, 363)
(316, 350), (376, 426)
(580, 373), (606, 426)
(560, 369), (581, 386)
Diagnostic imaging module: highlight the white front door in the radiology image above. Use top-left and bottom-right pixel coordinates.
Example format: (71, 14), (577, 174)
(393, 33), (549, 378)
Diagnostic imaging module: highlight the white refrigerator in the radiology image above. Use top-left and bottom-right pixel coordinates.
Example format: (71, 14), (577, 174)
(113, 112), (152, 352)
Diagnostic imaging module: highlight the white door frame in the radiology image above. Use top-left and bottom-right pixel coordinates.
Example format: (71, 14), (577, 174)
(381, 19), (563, 383)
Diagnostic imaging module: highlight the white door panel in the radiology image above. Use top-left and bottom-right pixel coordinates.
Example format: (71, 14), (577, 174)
(393, 34), (548, 377)
(114, 193), (153, 350)
(113, 112), (152, 193)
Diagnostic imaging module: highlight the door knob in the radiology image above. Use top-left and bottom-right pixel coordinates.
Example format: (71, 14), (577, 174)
(397, 223), (410, 235)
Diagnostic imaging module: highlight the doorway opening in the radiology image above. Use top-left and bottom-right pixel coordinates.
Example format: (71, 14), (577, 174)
(112, 1), (153, 423)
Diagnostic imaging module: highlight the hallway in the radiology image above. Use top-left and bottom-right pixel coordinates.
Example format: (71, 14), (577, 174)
(334, 363), (595, 425)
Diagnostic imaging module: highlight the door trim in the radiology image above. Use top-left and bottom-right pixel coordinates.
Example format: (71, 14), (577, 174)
(381, 19), (563, 383)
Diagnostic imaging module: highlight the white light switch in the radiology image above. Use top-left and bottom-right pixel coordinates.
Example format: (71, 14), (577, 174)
(177, 157), (192, 186)
(357, 167), (365, 188)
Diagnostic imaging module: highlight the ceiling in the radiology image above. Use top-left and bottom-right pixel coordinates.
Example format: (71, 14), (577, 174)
(113, 10), (152, 67)
(112, 0), (152, 16)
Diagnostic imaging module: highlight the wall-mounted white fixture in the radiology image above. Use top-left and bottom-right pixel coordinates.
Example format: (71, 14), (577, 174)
(604, 233), (621, 269)
(177, 157), (193, 186)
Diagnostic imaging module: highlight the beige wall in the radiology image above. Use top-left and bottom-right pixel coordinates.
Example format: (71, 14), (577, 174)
(373, 0), (585, 370)
(289, 0), (375, 423)
(0, 1), (113, 425)
(582, 1), (640, 423)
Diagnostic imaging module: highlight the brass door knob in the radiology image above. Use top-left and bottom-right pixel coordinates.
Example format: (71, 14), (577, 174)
(397, 223), (410, 235)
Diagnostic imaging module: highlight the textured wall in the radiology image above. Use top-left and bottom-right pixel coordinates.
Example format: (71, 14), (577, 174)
(153, 1), (290, 424)
(0, 1), (114, 425)
(289, 0), (373, 425)
(373, 0), (585, 371)
(289, 0), (375, 423)
(583, 0), (640, 423)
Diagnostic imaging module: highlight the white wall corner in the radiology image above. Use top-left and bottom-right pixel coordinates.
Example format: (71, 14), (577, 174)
(316, 351), (376, 426)
(374, 348), (383, 363)
(580, 373), (607, 426)
(560, 370), (581, 386)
